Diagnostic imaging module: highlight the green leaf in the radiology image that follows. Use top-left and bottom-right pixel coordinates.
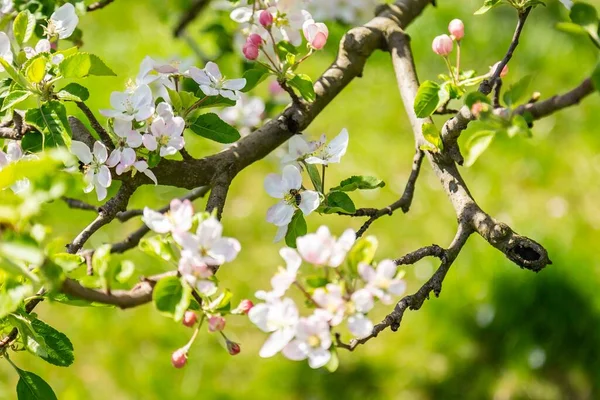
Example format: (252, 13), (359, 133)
(347, 236), (378, 276)
(474, 0), (502, 15)
(139, 235), (175, 262)
(0, 58), (31, 90)
(288, 74), (316, 102)
(304, 163), (323, 193)
(464, 130), (495, 167)
(13, 10), (36, 46)
(207, 289), (233, 312)
(285, 211), (307, 248)
(332, 176), (385, 192)
(57, 83), (90, 102)
(59, 53), (116, 78)
(323, 191), (356, 214)
(191, 91), (236, 109)
(188, 112), (240, 143)
(414, 80), (441, 117)
(422, 122), (443, 152)
(21, 131), (43, 153)
(241, 67), (269, 93)
(115, 260), (135, 283)
(152, 276), (191, 321)
(0, 279), (33, 318)
(24, 101), (71, 148)
(570, 2), (600, 48)
(165, 87), (182, 112)
(507, 114), (532, 138)
(1, 90), (32, 112)
(49, 253), (84, 272)
(503, 75), (532, 107)
(305, 276), (328, 288)
(325, 347), (339, 372)
(555, 22), (588, 36)
(8, 313), (48, 358)
(30, 319), (74, 367)
(16, 368), (58, 400)
(26, 57), (47, 84)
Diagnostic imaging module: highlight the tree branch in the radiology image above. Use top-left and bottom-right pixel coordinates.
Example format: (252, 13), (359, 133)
(173, 0), (212, 37)
(76, 102), (113, 149)
(87, 0), (115, 12)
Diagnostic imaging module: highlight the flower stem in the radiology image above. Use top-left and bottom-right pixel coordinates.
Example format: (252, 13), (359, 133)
(294, 281), (320, 307)
(455, 41), (461, 81)
(182, 315), (204, 353)
(183, 96), (209, 118)
(321, 165), (326, 193)
(443, 56), (456, 86)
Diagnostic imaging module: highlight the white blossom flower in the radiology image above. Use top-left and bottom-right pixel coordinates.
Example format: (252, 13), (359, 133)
(130, 160), (158, 185)
(137, 56), (179, 86)
(255, 247), (302, 301)
(178, 251), (217, 296)
(24, 39), (51, 59)
(305, 128), (349, 165)
(142, 198), (193, 234)
(249, 297), (299, 358)
(142, 103), (185, 157)
(106, 119), (143, 175)
(312, 283), (345, 326)
(219, 94), (265, 135)
(296, 226), (355, 267)
(280, 134), (325, 167)
(47, 3), (79, 39)
(267, 2), (312, 46)
(0, 141), (30, 193)
(359, 259), (407, 304)
(189, 62), (246, 101)
(347, 288), (374, 338)
(264, 165), (320, 227)
(100, 85), (155, 122)
(0, 32), (13, 72)
(71, 141), (112, 201)
(282, 312), (332, 368)
(173, 217), (241, 266)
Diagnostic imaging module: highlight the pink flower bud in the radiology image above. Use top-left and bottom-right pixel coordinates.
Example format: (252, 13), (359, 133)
(243, 43), (259, 60)
(432, 34), (453, 56)
(259, 10), (273, 28)
(226, 340), (241, 356)
(248, 33), (263, 47)
(302, 20), (328, 50)
(448, 19), (464, 40)
(208, 315), (226, 332)
(491, 62), (508, 78)
(171, 348), (188, 368)
(234, 299), (254, 314)
(182, 311), (197, 327)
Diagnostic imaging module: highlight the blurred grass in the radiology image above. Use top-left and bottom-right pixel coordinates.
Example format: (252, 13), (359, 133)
(2, 0), (600, 398)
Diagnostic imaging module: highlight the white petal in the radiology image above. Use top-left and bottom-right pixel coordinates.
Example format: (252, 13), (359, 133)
(143, 168), (158, 185)
(279, 247), (301, 274)
(219, 89), (239, 101)
(281, 164), (302, 191)
(377, 259), (398, 279)
(304, 156), (326, 165)
(195, 217), (223, 248)
(188, 67), (211, 85)
(142, 134), (157, 151)
(209, 238), (241, 263)
(264, 173), (286, 198)
(94, 183), (107, 201)
(358, 262), (376, 283)
(70, 141), (93, 164)
(266, 202), (294, 226)
(326, 128), (349, 163)
(199, 85), (219, 96)
(282, 340), (308, 361)
(248, 303), (271, 332)
(93, 141), (108, 163)
(222, 78), (246, 91)
(351, 289), (374, 313)
(348, 314), (374, 339)
(96, 165), (112, 188)
(298, 190), (320, 216)
(204, 61), (222, 81)
(230, 7), (253, 23)
(141, 208), (171, 233)
(388, 279), (407, 296)
(307, 348), (331, 369)
(274, 225), (288, 243)
(259, 328), (295, 358)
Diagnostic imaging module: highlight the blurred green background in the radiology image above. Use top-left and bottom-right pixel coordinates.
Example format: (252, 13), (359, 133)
(3, 0), (600, 398)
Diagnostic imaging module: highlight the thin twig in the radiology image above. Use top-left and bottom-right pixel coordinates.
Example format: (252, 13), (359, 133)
(87, 0), (115, 12)
(76, 102), (113, 149)
(173, 0), (212, 37)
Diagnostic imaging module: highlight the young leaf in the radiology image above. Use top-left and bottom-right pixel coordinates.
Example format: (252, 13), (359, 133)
(139, 235), (175, 262)
(16, 368), (58, 400)
(332, 176), (385, 192)
(503, 75), (532, 107)
(241, 67), (269, 93)
(474, 0), (502, 15)
(507, 114), (532, 138)
(422, 122), (443, 151)
(26, 57), (47, 84)
(464, 91), (490, 108)
(304, 163), (323, 192)
(414, 80), (441, 117)
(288, 74), (316, 102)
(1, 90), (32, 112)
(346, 236), (378, 276)
(188, 112), (240, 143)
(13, 10), (36, 46)
(31, 319), (74, 367)
(57, 83), (90, 102)
(464, 130), (495, 167)
(59, 53), (116, 78)
(152, 276), (191, 321)
(325, 347), (339, 372)
(323, 191), (356, 214)
(0, 279), (33, 319)
(165, 87), (182, 112)
(0, 58), (32, 90)
(24, 101), (71, 148)
(285, 211), (307, 248)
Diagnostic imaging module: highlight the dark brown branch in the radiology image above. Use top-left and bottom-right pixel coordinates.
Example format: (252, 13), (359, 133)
(61, 197), (99, 212)
(206, 180), (230, 220)
(76, 102), (113, 149)
(87, 0), (115, 12)
(355, 149), (424, 237)
(394, 244), (445, 265)
(173, 0), (212, 37)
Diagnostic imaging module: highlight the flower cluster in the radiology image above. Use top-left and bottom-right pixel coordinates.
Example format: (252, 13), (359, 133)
(264, 128), (349, 241)
(249, 226), (407, 369)
(231, 0), (328, 86)
(141, 200), (250, 367)
(71, 57), (247, 201)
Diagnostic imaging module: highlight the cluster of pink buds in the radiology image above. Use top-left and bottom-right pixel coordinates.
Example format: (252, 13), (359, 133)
(432, 19), (464, 57)
(243, 33), (263, 60)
